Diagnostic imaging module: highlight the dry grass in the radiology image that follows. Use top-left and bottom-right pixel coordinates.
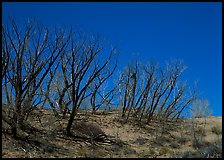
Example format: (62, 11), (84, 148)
(2, 109), (222, 158)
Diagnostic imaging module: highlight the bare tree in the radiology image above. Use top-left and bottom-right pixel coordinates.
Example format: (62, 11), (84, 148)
(45, 33), (118, 135)
(136, 63), (156, 122)
(118, 65), (132, 118)
(146, 60), (189, 123)
(2, 18), (71, 137)
(117, 59), (197, 125)
(117, 61), (157, 121)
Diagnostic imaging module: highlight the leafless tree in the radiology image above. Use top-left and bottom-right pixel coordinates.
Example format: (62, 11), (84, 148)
(66, 36), (117, 134)
(117, 61), (156, 121)
(146, 60), (188, 123)
(42, 32), (118, 135)
(117, 59), (197, 125)
(136, 63), (156, 122)
(118, 65), (132, 118)
(2, 18), (71, 137)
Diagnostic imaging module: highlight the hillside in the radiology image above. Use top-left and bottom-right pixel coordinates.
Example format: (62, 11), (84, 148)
(2, 109), (222, 158)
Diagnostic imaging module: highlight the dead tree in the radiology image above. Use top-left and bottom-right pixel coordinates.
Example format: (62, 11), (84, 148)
(2, 18), (71, 137)
(118, 66), (132, 118)
(117, 62), (155, 121)
(136, 63), (156, 122)
(57, 34), (117, 135)
(117, 59), (197, 125)
(145, 60), (192, 123)
(126, 63), (138, 121)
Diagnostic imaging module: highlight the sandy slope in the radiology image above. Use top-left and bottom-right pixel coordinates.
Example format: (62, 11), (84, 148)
(2, 109), (222, 158)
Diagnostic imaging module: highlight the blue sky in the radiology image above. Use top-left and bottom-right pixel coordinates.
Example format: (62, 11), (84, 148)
(2, 2), (222, 116)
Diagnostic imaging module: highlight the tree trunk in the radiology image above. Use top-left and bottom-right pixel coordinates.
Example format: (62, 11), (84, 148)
(66, 101), (77, 135)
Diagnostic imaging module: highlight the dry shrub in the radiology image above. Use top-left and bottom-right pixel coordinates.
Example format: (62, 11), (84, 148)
(194, 126), (206, 136)
(192, 137), (206, 149)
(135, 136), (146, 145)
(211, 125), (222, 135)
(72, 121), (106, 141)
(152, 135), (172, 147)
(169, 140), (180, 149)
(176, 135), (189, 145)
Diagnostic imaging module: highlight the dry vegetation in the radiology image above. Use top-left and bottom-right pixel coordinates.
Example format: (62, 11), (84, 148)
(2, 108), (222, 158)
(2, 18), (222, 158)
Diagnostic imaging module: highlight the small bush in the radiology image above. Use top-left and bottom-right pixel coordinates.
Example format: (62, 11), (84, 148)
(194, 126), (206, 136)
(170, 141), (180, 149)
(153, 135), (172, 146)
(192, 137), (205, 149)
(72, 121), (106, 141)
(135, 136), (146, 145)
(111, 144), (121, 152)
(211, 125), (222, 135)
(176, 135), (189, 145)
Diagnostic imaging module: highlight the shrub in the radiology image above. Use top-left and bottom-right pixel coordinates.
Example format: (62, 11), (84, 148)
(170, 140), (180, 149)
(72, 121), (106, 141)
(211, 125), (222, 135)
(135, 136), (146, 145)
(194, 126), (206, 136)
(192, 136), (205, 149)
(176, 135), (189, 145)
(152, 135), (171, 147)
(111, 144), (121, 152)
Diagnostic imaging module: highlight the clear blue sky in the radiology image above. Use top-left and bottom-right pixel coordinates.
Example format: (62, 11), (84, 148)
(2, 2), (222, 116)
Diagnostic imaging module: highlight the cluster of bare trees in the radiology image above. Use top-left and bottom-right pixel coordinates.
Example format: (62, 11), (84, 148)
(2, 18), (198, 138)
(2, 19), (117, 137)
(117, 60), (197, 124)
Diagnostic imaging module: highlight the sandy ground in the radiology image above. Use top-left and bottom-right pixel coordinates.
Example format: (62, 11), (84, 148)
(2, 109), (222, 158)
